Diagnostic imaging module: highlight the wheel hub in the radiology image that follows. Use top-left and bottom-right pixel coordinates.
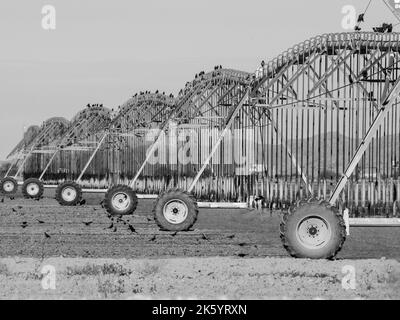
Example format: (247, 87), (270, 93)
(3, 181), (15, 193)
(27, 183), (39, 196)
(163, 200), (188, 224)
(62, 187), (77, 202)
(112, 192), (131, 211)
(296, 216), (331, 249)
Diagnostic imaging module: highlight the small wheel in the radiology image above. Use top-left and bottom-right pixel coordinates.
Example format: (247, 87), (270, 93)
(280, 201), (347, 259)
(22, 178), (44, 199)
(55, 181), (82, 206)
(1, 177), (18, 196)
(104, 185), (138, 216)
(153, 189), (198, 231)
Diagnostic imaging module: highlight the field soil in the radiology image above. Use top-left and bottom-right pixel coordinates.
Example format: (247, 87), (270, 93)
(0, 257), (399, 299)
(0, 190), (399, 299)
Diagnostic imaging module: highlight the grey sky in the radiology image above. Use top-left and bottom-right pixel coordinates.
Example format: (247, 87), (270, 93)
(0, 0), (396, 160)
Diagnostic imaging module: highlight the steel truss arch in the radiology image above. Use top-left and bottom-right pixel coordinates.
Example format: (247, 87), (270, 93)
(248, 32), (400, 209)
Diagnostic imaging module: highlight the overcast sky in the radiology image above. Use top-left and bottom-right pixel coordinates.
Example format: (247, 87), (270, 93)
(0, 0), (396, 160)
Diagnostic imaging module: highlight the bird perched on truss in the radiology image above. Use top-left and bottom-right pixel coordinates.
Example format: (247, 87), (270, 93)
(373, 23), (393, 33)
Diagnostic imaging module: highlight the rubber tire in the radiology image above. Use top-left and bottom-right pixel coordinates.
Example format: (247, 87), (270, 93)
(55, 181), (82, 206)
(280, 201), (346, 260)
(1, 177), (18, 196)
(104, 185), (138, 216)
(22, 178), (44, 199)
(153, 189), (198, 232)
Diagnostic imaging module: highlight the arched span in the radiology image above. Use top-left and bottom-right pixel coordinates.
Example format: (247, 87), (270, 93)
(245, 32), (400, 209)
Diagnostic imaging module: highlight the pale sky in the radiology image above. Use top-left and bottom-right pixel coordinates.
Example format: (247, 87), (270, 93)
(0, 0), (396, 160)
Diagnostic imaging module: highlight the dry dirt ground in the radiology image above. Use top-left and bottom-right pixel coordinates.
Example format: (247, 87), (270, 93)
(0, 190), (399, 299)
(0, 257), (399, 299)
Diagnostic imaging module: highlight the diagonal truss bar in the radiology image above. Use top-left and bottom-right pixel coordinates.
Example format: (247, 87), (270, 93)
(337, 56), (381, 110)
(267, 51), (320, 107)
(329, 54), (399, 205)
(308, 49), (357, 97)
(187, 88), (250, 193)
(76, 132), (109, 182)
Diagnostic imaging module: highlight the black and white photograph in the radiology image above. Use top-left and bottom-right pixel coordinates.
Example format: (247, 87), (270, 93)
(0, 0), (399, 305)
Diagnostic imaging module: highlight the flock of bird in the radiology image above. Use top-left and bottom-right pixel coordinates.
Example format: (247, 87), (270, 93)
(1, 196), (250, 255)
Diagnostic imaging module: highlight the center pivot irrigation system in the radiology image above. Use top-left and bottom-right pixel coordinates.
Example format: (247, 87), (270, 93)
(55, 93), (176, 206)
(3, 32), (400, 259)
(1, 117), (70, 197)
(1, 106), (112, 201)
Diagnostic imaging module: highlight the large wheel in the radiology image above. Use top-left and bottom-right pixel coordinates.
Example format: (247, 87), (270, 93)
(280, 201), (346, 260)
(104, 185), (138, 216)
(22, 178), (44, 199)
(1, 177), (18, 196)
(55, 181), (82, 206)
(153, 189), (198, 232)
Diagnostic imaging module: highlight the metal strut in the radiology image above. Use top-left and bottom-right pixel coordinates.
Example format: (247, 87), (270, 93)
(38, 150), (59, 181)
(76, 132), (109, 183)
(329, 54), (399, 205)
(188, 88), (250, 193)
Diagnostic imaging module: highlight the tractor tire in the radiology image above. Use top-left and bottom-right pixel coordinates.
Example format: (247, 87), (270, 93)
(1, 177), (18, 196)
(153, 189), (198, 232)
(104, 185), (138, 216)
(55, 181), (82, 206)
(22, 178), (44, 199)
(280, 201), (346, 260)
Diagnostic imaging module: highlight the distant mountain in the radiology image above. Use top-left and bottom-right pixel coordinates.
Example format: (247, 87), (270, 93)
(260, 132), (398, 177)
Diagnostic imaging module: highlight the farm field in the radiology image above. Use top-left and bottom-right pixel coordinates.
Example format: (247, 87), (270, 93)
(0, 190), (399, 299)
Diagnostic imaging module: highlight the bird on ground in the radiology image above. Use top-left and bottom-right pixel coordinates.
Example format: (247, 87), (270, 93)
(226, 234), (235, 240)
(83, 221), (93, 226)
(237, 253), (248, 258)
(79, 199), (86, 206)
(171, 231), (178, 237)
(0, 198), (4, 203)
(201, 233), (209, 241)
(44, 232), (51, 239)
(149, 235), (157, 242)
(36, 219), (45, 224)
(128, 224), (136, 233)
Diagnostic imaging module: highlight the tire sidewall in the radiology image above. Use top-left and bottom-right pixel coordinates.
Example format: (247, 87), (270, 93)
(56, 181), (82, 206)
(154, 190), (198, 231)
(283, 204), (345, 259)
(22, 178), (44, 199)
(1, 177), (18, 195)
(105, 186), (138, 216)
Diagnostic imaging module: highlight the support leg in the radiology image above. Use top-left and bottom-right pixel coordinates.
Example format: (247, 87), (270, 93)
(188, 89), (250, 193)
(330, 56), (400, 205)
(76, 133), (108, 183)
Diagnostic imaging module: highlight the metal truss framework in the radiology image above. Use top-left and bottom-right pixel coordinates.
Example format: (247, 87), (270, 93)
(24, 106), (112, 181)
(251, 32), (400, 206)
(128, 69), (254, 193)
(6, 118), (70, 179)
(10, 32), (400, 210)
(85, 93), (178, 182)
